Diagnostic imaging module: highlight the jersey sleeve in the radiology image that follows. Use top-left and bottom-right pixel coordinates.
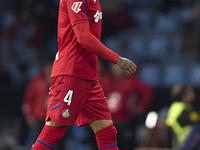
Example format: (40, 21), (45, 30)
(66, 0), (88, 26)
(73, 23), (119, 64)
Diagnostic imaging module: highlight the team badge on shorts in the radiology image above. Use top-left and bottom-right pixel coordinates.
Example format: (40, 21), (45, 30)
(62, 109), (70, 118)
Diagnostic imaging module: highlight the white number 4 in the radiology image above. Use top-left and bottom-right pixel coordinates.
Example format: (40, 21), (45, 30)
(64, 90), (73, 105)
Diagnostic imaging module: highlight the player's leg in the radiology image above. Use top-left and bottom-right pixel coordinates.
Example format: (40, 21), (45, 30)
(89, 119), (113, 133)
(76, 81), (119, 150)
(31, 120), (67, 150)
(89, 119), (119, 150)
(32, 75), (92, 150)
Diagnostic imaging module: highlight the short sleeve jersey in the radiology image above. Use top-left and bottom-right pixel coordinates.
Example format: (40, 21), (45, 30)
(51, 0), (102, 80)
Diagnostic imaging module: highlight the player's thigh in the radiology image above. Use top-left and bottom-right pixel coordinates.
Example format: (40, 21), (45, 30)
(76, 81), (112, 130)
(46, 75), (92, 126)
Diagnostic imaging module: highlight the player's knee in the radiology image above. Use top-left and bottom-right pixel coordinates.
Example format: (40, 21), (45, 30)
(90, 119), (113, 133)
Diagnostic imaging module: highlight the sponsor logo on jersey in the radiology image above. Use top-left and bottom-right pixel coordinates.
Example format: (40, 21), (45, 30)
(62, 109), (70, 118)
(94, 10), (102, 23)
(71, 2), (83, 13)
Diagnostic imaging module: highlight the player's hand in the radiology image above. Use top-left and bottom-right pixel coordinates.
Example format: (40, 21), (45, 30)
(116, 56), (137, 76)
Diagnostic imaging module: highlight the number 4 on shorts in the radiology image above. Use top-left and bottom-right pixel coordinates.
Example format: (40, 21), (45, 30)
(64, 90), (73, 105)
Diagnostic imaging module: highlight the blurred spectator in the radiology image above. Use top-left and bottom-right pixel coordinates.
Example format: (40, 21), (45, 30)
(21, 58), (58, 149)
(0, 68), (11, 88)
(10, 9), (42, 65)
(165, 84), (200, 149)
(138, 108), (172, 148)
(99, 62), (154, 150)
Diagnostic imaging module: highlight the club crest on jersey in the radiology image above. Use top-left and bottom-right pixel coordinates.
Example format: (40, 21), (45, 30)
(71, 2), (83, 13)
(62, 109), (70, 118)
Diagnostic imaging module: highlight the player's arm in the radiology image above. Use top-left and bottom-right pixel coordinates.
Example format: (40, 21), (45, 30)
(73, 22), (137, 76)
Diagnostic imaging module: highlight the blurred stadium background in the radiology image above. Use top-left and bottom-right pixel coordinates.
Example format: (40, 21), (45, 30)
(0, 0), (200, 150)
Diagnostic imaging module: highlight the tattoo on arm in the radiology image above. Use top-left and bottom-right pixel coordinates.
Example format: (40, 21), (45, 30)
(117, 57), (130, 71)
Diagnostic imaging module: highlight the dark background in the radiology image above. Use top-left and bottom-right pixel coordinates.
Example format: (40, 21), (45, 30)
(1, 0), (200, 149)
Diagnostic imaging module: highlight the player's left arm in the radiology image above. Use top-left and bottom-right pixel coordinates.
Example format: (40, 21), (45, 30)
(68, 0), (118, 63)
(73, 22), (137, 76)
(73, 22), (118, 63)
